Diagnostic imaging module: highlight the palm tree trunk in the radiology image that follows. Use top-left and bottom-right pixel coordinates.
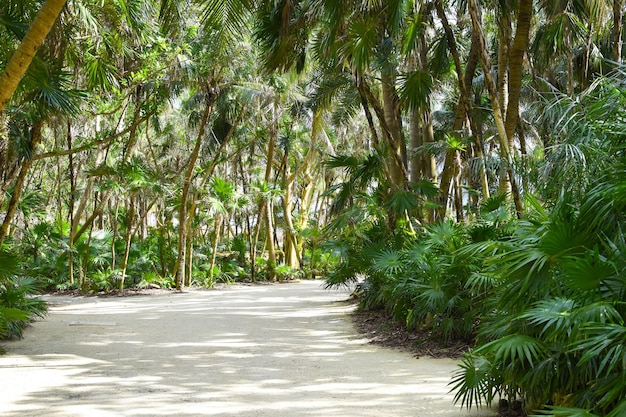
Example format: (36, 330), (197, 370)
(282, 168), (300, 269)
(0, 0), (67, 113)
(498, 14), (512, 113)
(381, 71), (407, 189)
(175, 99), (213, 290)
(435, 1), (490, 208)
(359, 79), (410, 185)
(264, 104), (278, 280)
(0, 121), (43, 245)
(614, 0), (624, 63)
(185, 224), (194, 287)
(504, 0), (533, 142)
(467, 0), (523, 217)
(265, 199), (276, 280)
(409, 111), (424, 184)
(208, 214), (222, 282)
(118, 197), (135, 291)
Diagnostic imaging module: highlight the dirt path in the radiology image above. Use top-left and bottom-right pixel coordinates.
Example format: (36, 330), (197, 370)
(0, 280), (495, 416)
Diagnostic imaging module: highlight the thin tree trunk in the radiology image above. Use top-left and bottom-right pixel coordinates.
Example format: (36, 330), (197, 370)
(0, 121), (43, 245)
(282, 167), (300, 269)
(265, 199), (276, 280)
(263, 103), (278, 280)
(175, 98), (214, 290)
(381, 71), (407, 189)
(208, 214), (222, 282)
(614, 0), (624, 63)
(0, 0), (67, 113)
(409, 112), (424, 183)
(67, 122), (75, 285)
(453, 150), (464, 222)
(358, 79), (410, 184)
(435, 1), (490, 212)
(118, 197), (135, 291)
(467, 0), (523, 217)
(185, 227), (194, 287)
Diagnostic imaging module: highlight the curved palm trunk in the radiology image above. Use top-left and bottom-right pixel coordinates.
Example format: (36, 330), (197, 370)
(0, 0), (67, 113)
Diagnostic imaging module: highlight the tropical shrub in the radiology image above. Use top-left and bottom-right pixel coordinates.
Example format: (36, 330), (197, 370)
(452, 73), (626, 416)
(325, 198), (514, 343)
(0, 251), (47, 347)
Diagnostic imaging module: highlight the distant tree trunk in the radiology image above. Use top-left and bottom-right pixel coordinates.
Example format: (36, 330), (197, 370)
(264, 104), (278, 280)
(185, 225), (194, 287)
(119, 197), (135, 291)
(208, 214), (222, 281)
(67, 123), (76, 285)
(175, 97), (214, 290)
(409, 112), (424, 183)
(0, 120), (43, 245)
(0, 0), (67, 113)
(453, 150), (464, 222)
(282, 165), (300, 269)
(435, 1), (489, 220)
(614, 0), (624, 63)
(467, 0), (524, 217)
(381, 71), (407, 189)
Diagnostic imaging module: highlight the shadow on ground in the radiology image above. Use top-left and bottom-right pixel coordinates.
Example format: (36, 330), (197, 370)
(0, 281), (495, 417)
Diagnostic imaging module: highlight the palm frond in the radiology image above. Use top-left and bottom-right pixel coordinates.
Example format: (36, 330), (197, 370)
(520, 298), (575, 340)
(477, 334), (548, 367)
(200, 0), (254, 41)
(371, 248), (404, 275)
(450, 354), (496, 409)
(398, 69), (433, 112)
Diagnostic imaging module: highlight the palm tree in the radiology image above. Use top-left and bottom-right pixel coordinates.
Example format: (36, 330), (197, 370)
(0, 0), (67, 113)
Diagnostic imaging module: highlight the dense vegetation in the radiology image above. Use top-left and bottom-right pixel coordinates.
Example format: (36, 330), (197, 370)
(2, 0), (626, 415)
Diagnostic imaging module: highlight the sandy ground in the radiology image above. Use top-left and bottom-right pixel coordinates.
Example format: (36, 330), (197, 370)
(0, 280), (496, 417)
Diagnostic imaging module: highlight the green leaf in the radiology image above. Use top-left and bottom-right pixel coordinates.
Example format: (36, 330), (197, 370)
(450, 354), (495, 409)
(478, 334), (547, 367)
(520, 297), (575, 339)
(399, 69), (433, 112)
(371, 249), (405, 275)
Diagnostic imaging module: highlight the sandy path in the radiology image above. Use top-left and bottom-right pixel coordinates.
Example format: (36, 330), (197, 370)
(0, 280), (495, 416)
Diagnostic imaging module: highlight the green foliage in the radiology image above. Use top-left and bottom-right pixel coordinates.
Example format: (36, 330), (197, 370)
(0, 252), (47, 344)
(325, 214), (504, 342)
(274, 264), (304, 281)
(452, 182), (626, 414)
